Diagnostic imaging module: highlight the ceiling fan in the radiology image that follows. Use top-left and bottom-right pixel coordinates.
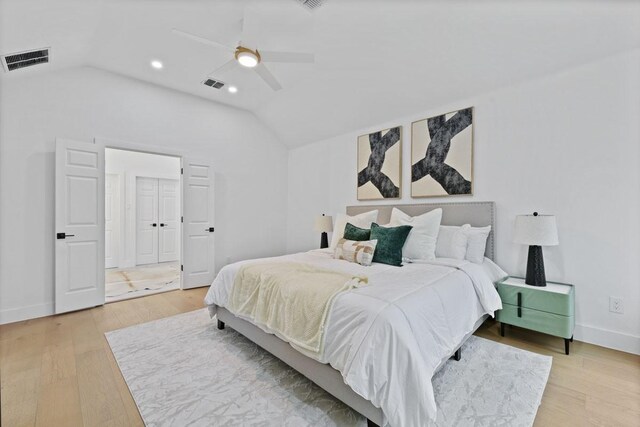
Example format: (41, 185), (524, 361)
(172, 27), (314, 91)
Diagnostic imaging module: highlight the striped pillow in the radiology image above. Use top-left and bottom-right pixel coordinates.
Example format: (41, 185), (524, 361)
(334, 238), (378, 266)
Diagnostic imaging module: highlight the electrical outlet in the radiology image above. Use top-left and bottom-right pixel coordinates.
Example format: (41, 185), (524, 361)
(609, 297), (624, 314)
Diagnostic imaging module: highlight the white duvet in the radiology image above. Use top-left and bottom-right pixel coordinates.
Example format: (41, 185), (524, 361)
(204, 250), (503, 427)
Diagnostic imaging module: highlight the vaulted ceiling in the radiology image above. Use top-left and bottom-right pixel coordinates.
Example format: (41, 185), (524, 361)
(1, 0), (639, 146)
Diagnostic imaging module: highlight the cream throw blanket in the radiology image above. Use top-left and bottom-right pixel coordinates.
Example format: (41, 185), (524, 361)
(228, 262), (368, 353)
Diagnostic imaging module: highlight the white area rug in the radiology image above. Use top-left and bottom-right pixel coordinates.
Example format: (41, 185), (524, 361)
(106, 309), (551, 427)
(105, 262), (180, 302)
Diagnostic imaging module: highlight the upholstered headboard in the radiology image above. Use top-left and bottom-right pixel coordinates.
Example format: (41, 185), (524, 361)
(346, 201), (496, 260)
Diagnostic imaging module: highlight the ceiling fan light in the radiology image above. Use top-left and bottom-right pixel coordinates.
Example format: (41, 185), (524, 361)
(236, 49), (259, 68)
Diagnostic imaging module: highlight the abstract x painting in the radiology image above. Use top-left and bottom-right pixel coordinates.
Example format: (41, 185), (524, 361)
(357, 126), (402, 200)
(411, 108), (473, 197)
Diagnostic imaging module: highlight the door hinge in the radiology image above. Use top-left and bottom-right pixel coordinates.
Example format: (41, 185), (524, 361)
(181, 167), (183, 175)
(181, 216), (184, 223)
(181, 264), (184, 271)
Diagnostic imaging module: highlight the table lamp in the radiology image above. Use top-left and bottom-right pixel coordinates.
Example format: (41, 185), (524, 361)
(314, 214), (333, 249)
(513, 212), (559, 287)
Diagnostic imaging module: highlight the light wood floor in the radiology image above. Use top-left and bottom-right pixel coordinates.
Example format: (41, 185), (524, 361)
(1, 288), (638, 427)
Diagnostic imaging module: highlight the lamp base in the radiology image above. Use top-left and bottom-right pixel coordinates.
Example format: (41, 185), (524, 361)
(320, 232), (329, 249)
(526, 245), (547, 287)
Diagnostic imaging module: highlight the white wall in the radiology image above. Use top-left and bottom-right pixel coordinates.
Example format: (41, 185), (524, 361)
(287, 50), (640, 354)
(0, 66), (289, 324)
(105, 148), (181, 268)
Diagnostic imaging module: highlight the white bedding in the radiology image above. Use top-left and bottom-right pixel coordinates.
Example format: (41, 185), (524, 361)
(204, 250), (502, 427)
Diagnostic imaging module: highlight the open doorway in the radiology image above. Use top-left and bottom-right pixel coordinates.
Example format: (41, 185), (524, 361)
(104, 148), (181, 303)
(55, 138), (215, 314)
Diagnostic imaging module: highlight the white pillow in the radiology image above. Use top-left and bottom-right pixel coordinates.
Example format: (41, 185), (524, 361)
(465, 225), (492, 264)
(330, 210), (379, 249)
(388, 208), (442, 261)
(435, 224), (470, 260)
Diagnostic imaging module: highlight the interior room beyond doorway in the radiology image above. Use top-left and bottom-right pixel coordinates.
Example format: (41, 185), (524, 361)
(105, 148), (181, 302)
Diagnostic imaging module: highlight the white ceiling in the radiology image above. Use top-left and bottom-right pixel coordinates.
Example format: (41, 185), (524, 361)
(1, 0), (639, 146)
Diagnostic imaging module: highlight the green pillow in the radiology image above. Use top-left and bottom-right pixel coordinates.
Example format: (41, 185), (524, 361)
(370, 223), (413, 267)
(343, 222), (371, 241)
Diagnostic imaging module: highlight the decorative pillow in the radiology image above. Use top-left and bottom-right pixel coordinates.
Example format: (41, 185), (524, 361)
(370, 223), (413, 267)
(435, 224), (470, 260)
(330, 210), (379, 249)
(334, 238), (378, 266)
(465, 225), (492, 264)
(343, 222), (371, 241)
(388, 208), (442, 262)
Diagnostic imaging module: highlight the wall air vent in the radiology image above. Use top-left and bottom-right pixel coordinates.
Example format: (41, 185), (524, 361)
(2, 48), (50, 72)
(203, 78), (225, 89)
(295, 0), (323, 10)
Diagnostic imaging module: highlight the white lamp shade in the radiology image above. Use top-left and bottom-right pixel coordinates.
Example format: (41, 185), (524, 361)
(314, 215), (333, 233)
(513, 214), (559, 246)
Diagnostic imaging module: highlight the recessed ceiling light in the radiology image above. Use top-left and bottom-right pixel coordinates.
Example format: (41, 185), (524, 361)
(228, 86), (238, 94)
(150, 60), (163, 69)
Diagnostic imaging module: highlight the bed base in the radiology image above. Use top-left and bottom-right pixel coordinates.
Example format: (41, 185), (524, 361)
(214, 306), (488, 426)
(219, 319), (465, 361)
(221, 320), (467, 361)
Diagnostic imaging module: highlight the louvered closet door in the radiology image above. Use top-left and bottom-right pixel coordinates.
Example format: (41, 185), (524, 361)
(158, 178), (180, 263)
(136, 177), (159, 265)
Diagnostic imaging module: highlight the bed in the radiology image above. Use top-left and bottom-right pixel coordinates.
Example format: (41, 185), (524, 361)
(204, 201), (502, 427)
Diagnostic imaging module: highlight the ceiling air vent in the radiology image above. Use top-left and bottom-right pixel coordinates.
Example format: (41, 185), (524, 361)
(294, 0), (323, 10)
(203, 78), (225, 89)
(2, 47), (50, 72)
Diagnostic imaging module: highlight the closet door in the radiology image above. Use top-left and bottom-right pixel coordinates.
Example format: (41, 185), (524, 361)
(158, 179), (180, 263)
(136, 177), (159, 265)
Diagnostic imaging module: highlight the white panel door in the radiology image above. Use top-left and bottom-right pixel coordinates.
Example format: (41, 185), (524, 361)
(136, 177), (159, 265)
(55, 138), (105, 314)
(105, 173), (120, 268)
(182, 160), (215, 289)
(159, 179), (180, 263)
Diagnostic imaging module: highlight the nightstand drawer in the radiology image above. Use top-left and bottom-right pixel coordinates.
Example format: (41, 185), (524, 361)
(497, 283), (574, 316)
(497, 303), (574, 338)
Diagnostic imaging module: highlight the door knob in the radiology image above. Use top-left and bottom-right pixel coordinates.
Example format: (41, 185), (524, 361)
(160, 223), (165, 227)
(56, 232), (76, 239)
(152, 223), (157, 227)
(205, 227), (215, 232)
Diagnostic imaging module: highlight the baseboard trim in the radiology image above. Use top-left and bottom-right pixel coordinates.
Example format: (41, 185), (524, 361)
(575, 323), (640, 355)
(0, 302), (54, 325)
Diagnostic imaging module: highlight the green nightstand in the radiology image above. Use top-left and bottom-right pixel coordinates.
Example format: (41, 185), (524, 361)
(496, 277), (575, 355)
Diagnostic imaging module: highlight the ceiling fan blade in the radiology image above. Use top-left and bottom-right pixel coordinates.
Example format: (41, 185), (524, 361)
(254, 63), (282, 91)
(208, 59), (238, 77)
(237, 4), (259, 50)
(172, 28), (235, 53)
(259, 50), (315, 64)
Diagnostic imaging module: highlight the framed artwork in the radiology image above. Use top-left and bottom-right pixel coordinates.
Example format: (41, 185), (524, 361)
(411, 107), (473, 197)
(357, 126), (402, 200)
